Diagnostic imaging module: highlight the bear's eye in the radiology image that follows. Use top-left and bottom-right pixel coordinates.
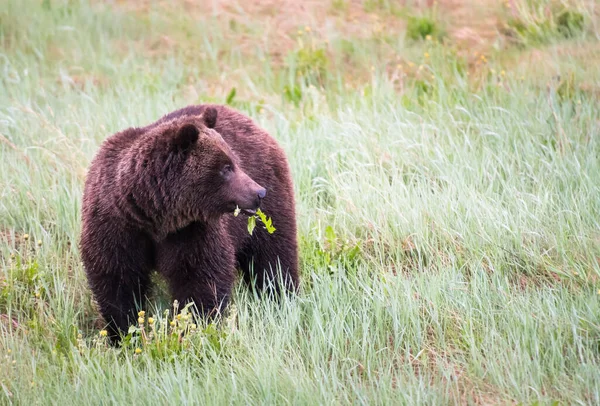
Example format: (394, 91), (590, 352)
(220, 164), (233, 178)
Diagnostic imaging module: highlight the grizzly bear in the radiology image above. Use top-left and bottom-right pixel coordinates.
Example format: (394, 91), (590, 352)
(80, 105), (299, 341)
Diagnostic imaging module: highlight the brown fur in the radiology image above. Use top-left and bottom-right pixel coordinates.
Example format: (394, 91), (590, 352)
(80, 105), (299, 342)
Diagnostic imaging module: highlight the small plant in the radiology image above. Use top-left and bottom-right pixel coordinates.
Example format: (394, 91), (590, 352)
(504, 3), (586, 45)
(1, 254), (44, 316)
(286, 28), (329, 88)
(406, 16), (442, 41)
(294, 47), (329, 83)
(363, 0), (384, 13)
(113, 302), (226, 361)
(283, 84), (303, 106)
(556, 9), (585, 38)
(311, 225), (362, 273)
(555, 72), (577, 102)
(330, 0), (348, 14)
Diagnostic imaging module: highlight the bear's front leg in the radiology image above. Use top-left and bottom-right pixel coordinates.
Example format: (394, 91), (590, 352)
(80, 220), (155, 343)
(157, 222), (236, 319)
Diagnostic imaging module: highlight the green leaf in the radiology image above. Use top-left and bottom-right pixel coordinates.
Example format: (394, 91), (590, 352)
(325, 225), (336, 244)
(225, 88), (237, 105)
(256, 209), (276, 234)
(346, 244), (361, 262)
(247, 216), (256, 235)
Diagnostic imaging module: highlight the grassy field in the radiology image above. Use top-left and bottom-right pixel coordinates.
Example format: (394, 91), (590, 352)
(1, 0), (599, 404)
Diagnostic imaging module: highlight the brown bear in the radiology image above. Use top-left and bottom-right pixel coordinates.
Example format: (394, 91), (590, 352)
(80, 105), (299, 342)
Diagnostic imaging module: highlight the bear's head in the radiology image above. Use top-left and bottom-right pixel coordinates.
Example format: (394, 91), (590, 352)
(130, 107), (266, 232)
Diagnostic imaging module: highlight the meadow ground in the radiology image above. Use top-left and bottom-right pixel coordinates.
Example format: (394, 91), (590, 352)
(1, 0), (599, 404)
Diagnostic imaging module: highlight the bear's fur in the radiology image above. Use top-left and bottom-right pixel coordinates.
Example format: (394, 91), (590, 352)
(80, 105), (299, 341)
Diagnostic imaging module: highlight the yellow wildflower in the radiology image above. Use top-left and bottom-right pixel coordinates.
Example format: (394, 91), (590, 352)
(148, 317), (154, 325)
(135, 348), (142, 354)
(99, 330), (108, 337)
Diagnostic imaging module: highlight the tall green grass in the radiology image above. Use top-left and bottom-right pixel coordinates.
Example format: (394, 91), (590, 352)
(1, 0), (599, 404)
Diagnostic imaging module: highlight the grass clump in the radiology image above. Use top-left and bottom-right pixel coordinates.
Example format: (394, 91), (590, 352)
(504, 2), (587, 45)
(114, 303), (227, 362)
(330, 0), (349, 14)
(362, 0), (403, 15)
(288, 44), (329, 86)
(283, 31), (329, 105)
(406, 15), (443, 41)
(556, 8), (586, 37)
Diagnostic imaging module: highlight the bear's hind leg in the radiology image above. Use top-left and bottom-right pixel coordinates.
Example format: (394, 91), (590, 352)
(238, 226), (299, 296)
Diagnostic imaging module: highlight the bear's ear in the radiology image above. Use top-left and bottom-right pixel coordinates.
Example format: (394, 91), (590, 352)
(171, 124), (199, 152)
(203, 107), (218, 129)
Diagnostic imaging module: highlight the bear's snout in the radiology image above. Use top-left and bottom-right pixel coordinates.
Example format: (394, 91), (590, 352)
(257, 187), (266, 200)
(244, 185), (266, 214)
(231, 170), (267, 214)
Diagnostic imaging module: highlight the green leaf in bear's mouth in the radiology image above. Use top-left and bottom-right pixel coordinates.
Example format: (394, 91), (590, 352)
(247, 215), (256, 235)
(235, 206), (276, 235)
(256, 209), (276, 234)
